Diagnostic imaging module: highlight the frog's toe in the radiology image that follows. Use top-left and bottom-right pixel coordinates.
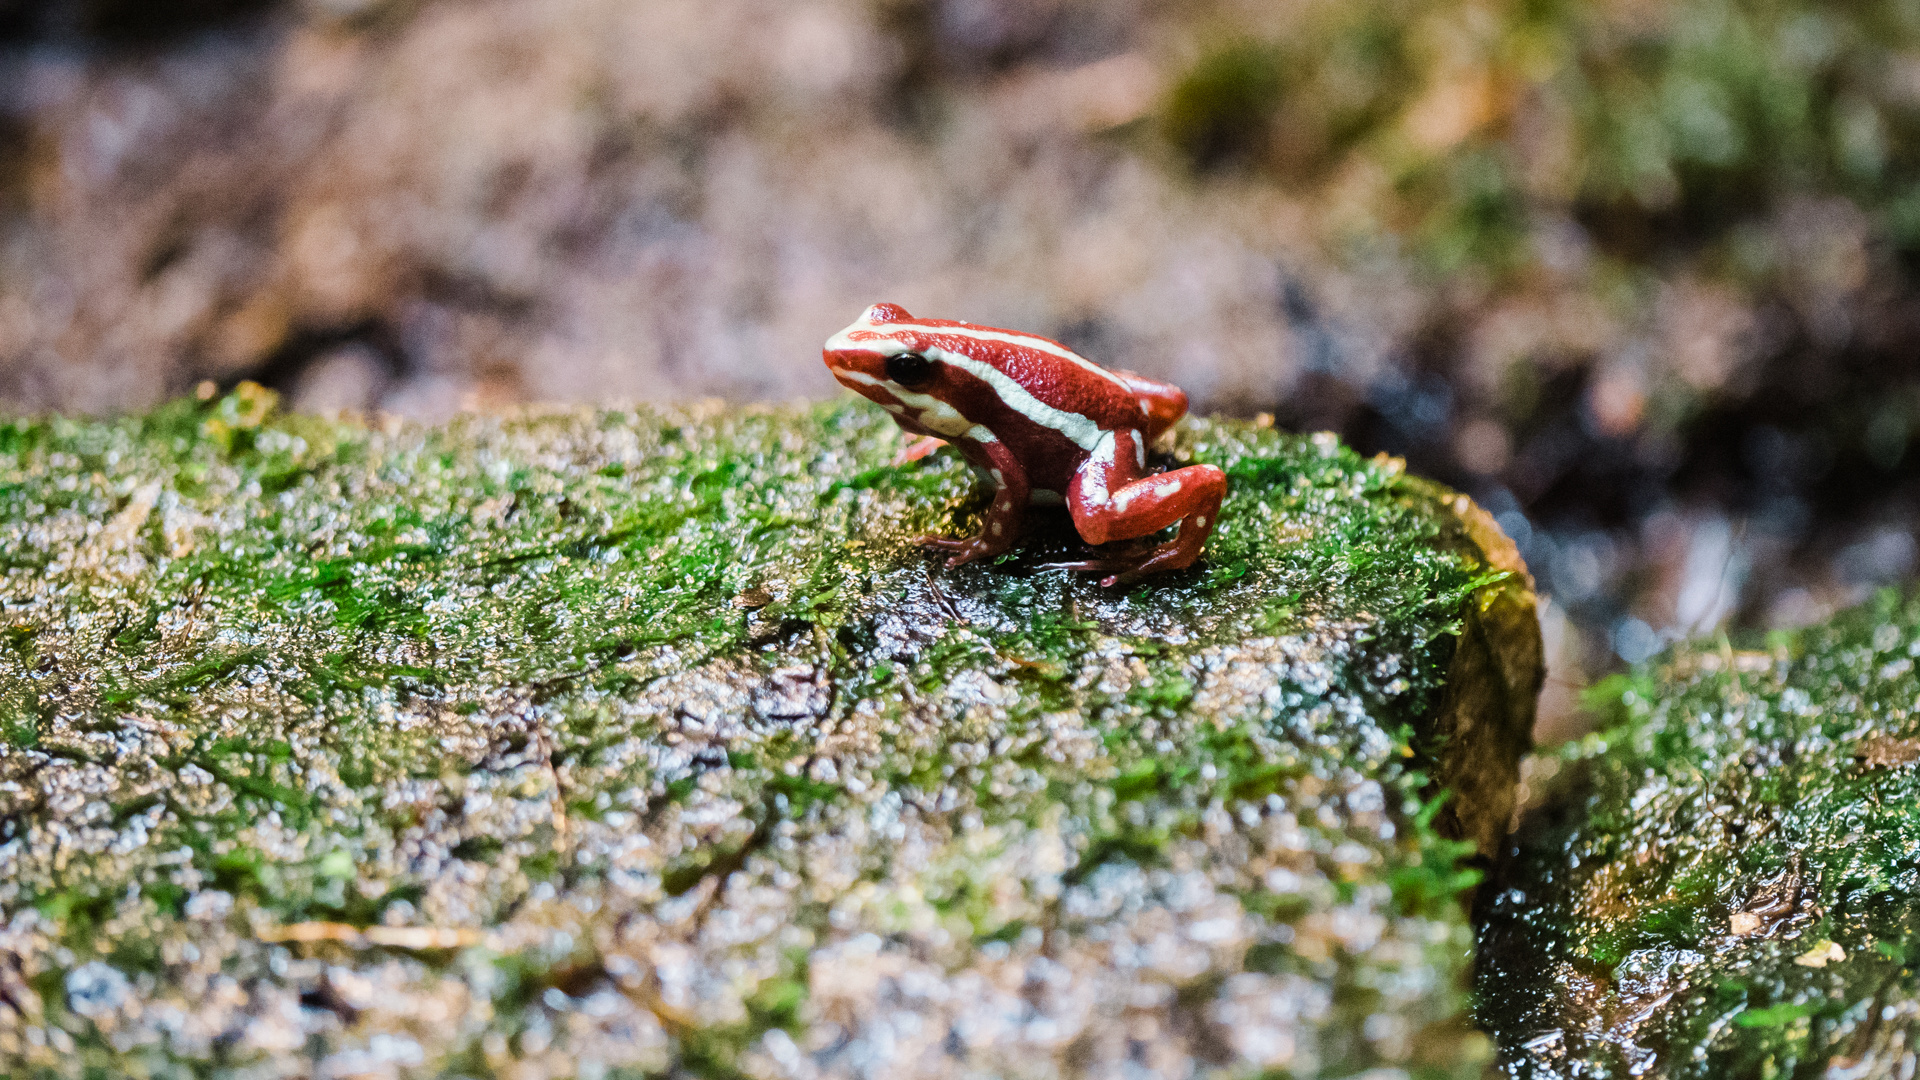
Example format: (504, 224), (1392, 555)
(1108, 543), (1201, 583)
(916, 534), (1005, 568)
(894, 437), (948, 465)
(1049, 541), (1199, 585)
(1043, 557), (1136, 585)
(1042, 558), (1116, 572)
(915, 535), (976, 555)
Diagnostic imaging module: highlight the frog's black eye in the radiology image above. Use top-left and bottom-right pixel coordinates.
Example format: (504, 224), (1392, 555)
(886, 351), (936, 387)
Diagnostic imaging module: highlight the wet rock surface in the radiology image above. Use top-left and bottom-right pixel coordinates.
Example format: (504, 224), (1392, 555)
(0, 389), (1536, 1077)
(1481, 590), (1920, 1078)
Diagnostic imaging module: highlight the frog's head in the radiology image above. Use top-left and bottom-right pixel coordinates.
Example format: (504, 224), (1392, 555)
(822, 303), (948, 410)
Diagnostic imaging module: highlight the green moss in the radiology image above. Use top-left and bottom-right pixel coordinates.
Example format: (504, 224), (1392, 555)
(0, 388), (1529, 1077)
(1167, 0), (1920, 279)
(1161, 41), (1290, 170)
(1483, 588), (1920, 1077)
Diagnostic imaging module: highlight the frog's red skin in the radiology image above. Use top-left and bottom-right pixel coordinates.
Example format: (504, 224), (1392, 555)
(822, 302), (1227, 584)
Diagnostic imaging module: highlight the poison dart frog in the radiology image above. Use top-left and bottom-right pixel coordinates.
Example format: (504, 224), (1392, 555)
(823, 303), (1227, 585)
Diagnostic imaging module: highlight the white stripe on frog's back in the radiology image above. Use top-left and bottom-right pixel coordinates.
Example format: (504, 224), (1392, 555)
(832, 312), (1132, 390)
(893, 323), (1131, 392)
(829, 344), (1100, 452)
(934, 350), (1105, 450)
(830, 319), (1127, 391)
(830, 317), (1116, 451)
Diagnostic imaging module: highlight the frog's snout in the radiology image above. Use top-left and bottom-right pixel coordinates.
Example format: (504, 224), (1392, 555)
(823, 305), (901, 390)
(821, 339), (883, 403)
(821, 344), (872, 382)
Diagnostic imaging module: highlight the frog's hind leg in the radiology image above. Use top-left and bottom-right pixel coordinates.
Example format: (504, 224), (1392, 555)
(1112, 371), (1189, 444)
(915, 438), (1030, 569)
(1054, 430), (1226, 585)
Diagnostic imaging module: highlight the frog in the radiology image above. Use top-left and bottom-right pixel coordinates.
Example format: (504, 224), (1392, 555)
(823, 302), (1227, 585)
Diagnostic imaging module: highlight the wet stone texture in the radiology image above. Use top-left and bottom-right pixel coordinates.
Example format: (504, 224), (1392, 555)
(0, 388), (1538, 1078)
(1482, 590), (1920, 1078)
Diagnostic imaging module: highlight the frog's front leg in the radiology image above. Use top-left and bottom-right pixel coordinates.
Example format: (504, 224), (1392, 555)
(894, 436), (947, 465)
(917, 439), (1029, 569)
(1059, 429), (1226, 585)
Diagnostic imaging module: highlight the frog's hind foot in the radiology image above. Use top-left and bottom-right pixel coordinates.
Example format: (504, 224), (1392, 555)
(915, 533), (1008, 569)
(1046, 539), (1204, 587)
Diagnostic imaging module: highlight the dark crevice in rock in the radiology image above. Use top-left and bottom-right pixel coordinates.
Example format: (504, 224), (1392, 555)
(222, 317), (407, 400)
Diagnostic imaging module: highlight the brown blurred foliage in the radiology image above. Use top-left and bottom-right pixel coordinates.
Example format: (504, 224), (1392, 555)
(2, 0), (1918, 696)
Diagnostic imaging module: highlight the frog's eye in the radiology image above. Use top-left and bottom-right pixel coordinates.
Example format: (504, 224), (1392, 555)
(885, 351), (937, 387)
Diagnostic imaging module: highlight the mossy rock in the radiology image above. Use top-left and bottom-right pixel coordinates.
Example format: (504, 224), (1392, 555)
(1482, 589), (1920, 1078)
(0, 386), (1538, 1078)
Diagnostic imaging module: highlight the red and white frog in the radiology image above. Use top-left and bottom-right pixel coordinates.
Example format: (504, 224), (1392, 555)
(823, 303), (1227, 585)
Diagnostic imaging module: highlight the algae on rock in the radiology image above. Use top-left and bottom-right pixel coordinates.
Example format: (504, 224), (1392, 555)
(1482, 590), (1920, 1078)
(0, 386), (1536, 1078)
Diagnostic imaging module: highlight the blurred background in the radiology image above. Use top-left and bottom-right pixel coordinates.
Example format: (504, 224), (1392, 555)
(3, 0), (1918, 731)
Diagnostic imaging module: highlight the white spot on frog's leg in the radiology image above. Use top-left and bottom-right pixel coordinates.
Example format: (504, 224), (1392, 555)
(1078, 431), (1117, 503)
(1130, 431), (1146, 469)
(991, 522), (1003, 536)
(966, 425), (998, 443)
(1195, 516), (1207, 529)
(991, 468), (1004, 484)
(1092, 430), (1117, 466)
(1164, 479), (1182, 495)
(1140, 399), (1151, 414)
